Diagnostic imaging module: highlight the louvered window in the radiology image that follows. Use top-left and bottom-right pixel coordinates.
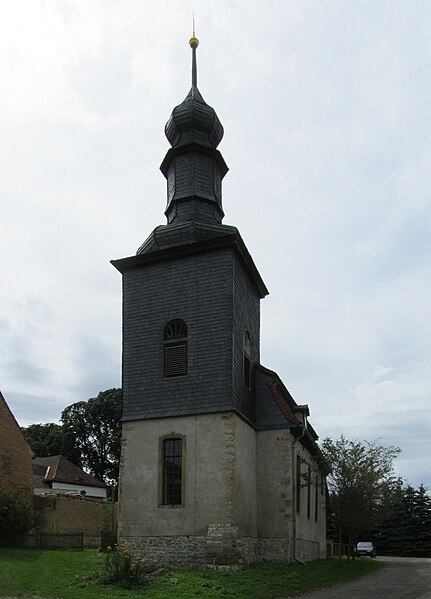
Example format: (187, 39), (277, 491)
(164, 319), (188, 377)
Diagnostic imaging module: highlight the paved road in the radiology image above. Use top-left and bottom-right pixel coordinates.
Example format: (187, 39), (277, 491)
(295, 556), (431, 599)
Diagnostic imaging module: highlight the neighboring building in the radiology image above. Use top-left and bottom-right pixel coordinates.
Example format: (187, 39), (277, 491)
(0, 390), (33, 496)
(32, 455), (107, 500)
(112, 37), (326, 566)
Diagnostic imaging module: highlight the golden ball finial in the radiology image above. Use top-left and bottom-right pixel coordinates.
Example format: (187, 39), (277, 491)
(189, 36), (199, 49)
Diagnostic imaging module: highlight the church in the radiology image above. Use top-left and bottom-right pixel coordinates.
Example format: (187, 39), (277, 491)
(112, 35), (326, 566)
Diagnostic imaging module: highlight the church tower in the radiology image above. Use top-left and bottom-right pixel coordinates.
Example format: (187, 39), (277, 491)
(112, 36), (326, 566)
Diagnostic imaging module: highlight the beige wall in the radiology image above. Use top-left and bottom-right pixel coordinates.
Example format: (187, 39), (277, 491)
(119, 412), (257, 539)
(0, 394), (33, 496)
(256, 429), (292, 540)
(119, 412), (326, 563)
(34, 494), (116, 538)
(293, 439), (327, 559)
(256, 429), (326, 561)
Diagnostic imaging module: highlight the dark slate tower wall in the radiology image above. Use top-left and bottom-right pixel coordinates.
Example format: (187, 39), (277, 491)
(115, 37), (267, 426)
(232, 252), (261, 422)
(121, 246), (261, 424)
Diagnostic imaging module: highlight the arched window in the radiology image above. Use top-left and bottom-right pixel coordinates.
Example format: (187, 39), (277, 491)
(164, 319), (188, 377)
(243, 331), (251, 389)
(162, 437), (183, 505)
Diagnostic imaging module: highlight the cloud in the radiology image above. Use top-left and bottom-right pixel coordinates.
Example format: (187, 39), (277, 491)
(0, 0), (430, 489)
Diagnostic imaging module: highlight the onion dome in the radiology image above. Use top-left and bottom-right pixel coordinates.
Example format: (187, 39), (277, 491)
(164, 36), (223, 149)
(165, 87), (224, 149)
(160, 35), (228, 225)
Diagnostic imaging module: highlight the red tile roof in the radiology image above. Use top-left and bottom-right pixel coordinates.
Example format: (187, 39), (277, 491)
(32, 455), (106, 489)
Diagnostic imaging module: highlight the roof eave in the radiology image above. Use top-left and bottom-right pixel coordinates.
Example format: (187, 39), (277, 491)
(111, 233), (269, 299)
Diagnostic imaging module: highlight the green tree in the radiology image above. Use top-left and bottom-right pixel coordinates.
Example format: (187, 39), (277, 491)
(376, 483), (431, 557)
(22, 422), (81, 465)
(321, 435), (401, 557)
(414, 484), (431, 557)
(0, 492), (34, 546)
(61, 388), (122, 492)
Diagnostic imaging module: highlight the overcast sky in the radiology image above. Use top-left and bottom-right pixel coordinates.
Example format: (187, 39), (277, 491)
(1, 1), (430, 488)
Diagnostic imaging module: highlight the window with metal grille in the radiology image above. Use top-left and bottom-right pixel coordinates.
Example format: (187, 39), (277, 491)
(164, 319), (187, 377)
(162, 438), (183, 505)
(243, 331), (251, 388)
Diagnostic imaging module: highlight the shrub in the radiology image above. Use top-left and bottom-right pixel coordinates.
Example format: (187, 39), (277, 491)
(102, 543), (148, 588)
(0, 492), (34, 545)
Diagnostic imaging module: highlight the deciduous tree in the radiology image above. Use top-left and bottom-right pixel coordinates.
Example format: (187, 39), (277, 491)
(23, 388), (122, 497)
(321, 434), (401, 556)
(22, 422), (81, 465)
(61, 388), (122, 491)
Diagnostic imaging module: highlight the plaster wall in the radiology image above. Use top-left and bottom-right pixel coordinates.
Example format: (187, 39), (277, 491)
(294, 441), (327, 560)
(230, 413), (257, 536)
(257, 429), (292, 537)
(256, 429), (292, 560)
(118, 412), (257, 540)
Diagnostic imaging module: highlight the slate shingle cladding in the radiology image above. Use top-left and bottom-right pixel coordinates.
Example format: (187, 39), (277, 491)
(119, 243), (262, 424)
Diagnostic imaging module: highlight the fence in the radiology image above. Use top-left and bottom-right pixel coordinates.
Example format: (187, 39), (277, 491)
(330, 542), (350, 557)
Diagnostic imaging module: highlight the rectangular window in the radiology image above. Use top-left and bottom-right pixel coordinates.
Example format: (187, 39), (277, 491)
(296, 455), (301, 513)
(162, 438), (182, 505)
(315, 473), (319, 521)
(307, 464), (311, 519)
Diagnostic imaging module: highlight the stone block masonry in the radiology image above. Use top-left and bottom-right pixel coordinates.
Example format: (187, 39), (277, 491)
(121, 531), (293, 566)
(0, 392), (33, 496)
(33, 494), (117, 547)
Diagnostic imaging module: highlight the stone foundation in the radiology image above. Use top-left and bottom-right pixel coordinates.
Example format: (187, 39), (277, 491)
(121, 535), (207, 567)
(121, 532), (297, 566)
(257, 537), (289, 562)
(294, 538), (320, 562)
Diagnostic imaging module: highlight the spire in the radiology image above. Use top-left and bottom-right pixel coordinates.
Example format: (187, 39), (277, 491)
(160, 34), (228, 225)
(189, 19), (198, 88)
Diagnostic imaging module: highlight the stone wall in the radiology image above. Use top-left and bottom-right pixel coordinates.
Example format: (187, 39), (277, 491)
(121, 532), (260, 567)
(34, 494), (116, 547)
(295, 538), (320, 562)
(0, 392), (33, 496)
(120, 533), (293, 566)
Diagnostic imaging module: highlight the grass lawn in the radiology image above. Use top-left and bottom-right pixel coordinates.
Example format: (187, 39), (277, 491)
(0, 548), (382, 599)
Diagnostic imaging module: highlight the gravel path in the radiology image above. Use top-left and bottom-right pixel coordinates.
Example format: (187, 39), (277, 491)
(293, 556), (431, 599)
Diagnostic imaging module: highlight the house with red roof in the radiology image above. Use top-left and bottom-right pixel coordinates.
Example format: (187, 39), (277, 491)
(32, 455), (107, 500)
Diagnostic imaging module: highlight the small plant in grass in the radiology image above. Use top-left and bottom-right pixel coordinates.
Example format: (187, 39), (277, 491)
(102, 542), (148, 588)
